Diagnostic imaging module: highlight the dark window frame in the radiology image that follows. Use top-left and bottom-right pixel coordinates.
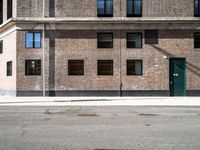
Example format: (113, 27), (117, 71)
(145, 30), (158, 44)
(97, 33), (113, 48)
(0, 40), (3, 54)
(7, 0), (12, 19)
(97, 0), (113, 17)
(68, 60), (84, 76)
(25, 32), (42, 49)
(0, 0), (3, 24)
(127, 60), (143, 76)
(127, 0), (142, 17)
(25, 60), (42, 76)
(194, 0), (200, 17)
(194, 32), (200, 48)
(97, 60), (113, 76)
(7, 61), (12, 76)
(126, 32), (142, 48)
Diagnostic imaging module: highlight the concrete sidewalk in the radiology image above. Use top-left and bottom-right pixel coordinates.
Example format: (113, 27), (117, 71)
(0, 96), (200, 106)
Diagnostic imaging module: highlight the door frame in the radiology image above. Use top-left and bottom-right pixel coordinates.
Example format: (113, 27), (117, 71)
(169, 58), (186, 96)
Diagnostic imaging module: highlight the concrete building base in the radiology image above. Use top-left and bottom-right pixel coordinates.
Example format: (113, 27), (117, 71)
(17, 91), (119, 97)
(16, 90), (200, 97)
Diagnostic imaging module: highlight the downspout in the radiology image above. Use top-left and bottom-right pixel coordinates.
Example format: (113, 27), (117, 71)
(42, 0), (45, 96)
(119, 0), (122, 97)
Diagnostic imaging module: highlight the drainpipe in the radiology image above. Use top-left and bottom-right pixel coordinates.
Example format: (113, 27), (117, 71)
(42, 0), (45, 96)
(119, 0), (122, 97)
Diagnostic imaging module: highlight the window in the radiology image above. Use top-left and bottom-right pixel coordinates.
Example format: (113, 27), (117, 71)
(7, 0), (12, 19)
(97, 0), (113, 17)
(145, 30), (158, 44)
(25, 60), (41, 75)
(98, 60), (113, 75)
(25, 32), (42, 48)
(68, 60), (84, 76)
(0, 41), (3, 54)
(194, 33), (200, 48)
(7, 61), (12, 76)
(127, 60), (142, 75)
(195, 0), (200, 17)
(0, 0), (3, 24)
(97, 33), (113, 48)
(127, 33), (142, 48)
(127, 0), (142, 17)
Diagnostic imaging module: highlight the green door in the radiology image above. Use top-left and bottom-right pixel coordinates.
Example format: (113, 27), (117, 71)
(169, 58), (186, 96)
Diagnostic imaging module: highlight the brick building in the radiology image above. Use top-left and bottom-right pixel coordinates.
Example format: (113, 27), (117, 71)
(0, 0), (200, 96)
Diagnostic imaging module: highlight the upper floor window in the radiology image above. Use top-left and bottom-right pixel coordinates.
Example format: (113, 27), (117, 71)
(0, 0), (3, 24)
(194, 33), (200, 48)
(97, 0), (113, 17)
(127, 33), (142, 48)
(195, 0), (200, 17)
(127, 0), (142, 17)
(25, 60), (41, 76)
(0, 41), (3, 54)
(97, 33), (113, 48)
(25, 32), (42, 49)
(7, 0), (12, 19)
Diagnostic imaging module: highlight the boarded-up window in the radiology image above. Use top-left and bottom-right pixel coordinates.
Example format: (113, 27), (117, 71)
(145, 30), (158, 44)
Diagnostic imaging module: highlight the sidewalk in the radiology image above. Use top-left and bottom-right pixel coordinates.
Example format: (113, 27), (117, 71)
(0, 96), (200, 106)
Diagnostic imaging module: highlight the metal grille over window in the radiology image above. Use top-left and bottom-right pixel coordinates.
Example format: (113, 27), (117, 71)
(98, 60), (113, 75)
(68, 60), (84, 76)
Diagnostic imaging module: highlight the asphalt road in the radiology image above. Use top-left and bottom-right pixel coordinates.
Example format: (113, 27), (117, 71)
(0, 106), (200, 150)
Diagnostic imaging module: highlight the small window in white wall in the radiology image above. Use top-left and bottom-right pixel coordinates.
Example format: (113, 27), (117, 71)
(7, 61), (12, 76)
(0, 41), (3, 54)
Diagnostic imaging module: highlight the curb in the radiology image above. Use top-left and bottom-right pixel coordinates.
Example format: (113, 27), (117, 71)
(0, 97), (200, 106)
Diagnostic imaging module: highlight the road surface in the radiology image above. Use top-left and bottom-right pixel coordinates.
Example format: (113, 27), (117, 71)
(0, 106), (200, 150)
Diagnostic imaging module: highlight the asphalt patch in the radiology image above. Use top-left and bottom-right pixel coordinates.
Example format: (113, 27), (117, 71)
(139, 113), (159, 116)
(145, 124), (151, 126)
(77, 114), (99, 117)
